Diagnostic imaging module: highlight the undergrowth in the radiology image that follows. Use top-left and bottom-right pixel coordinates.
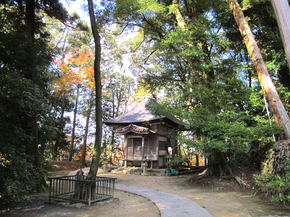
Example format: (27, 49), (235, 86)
(254, 158), (290, 203)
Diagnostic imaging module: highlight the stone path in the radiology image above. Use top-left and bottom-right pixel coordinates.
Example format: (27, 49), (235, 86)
(115, 184), (212, 217)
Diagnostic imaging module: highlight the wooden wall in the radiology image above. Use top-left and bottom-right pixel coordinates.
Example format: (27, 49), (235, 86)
(145, 134), (158, 160)
(124, 124), (177, 166)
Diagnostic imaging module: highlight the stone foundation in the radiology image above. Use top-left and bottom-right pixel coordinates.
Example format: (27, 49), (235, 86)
(111, 167), (166, 176)
(262, 139), (290, 176)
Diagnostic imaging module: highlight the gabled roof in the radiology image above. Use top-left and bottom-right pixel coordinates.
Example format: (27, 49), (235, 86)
(103, 96), (184, 127)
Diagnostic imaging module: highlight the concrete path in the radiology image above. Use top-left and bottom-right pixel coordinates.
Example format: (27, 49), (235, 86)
(115, 184), (212, 217)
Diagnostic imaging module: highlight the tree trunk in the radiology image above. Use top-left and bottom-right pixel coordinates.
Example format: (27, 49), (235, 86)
(87, 0), (102, 180)
(207, 151), (220, 176)
(108, 77), (115, 165)
(55, 92), (66, 157)
(229, 0), (290, 140)
(208, 151), (232, 177)
(270, 0), (290, 69)
(81, 88), (93, 166)
(24, 0), (40, 168)
(24, 0), (48, 191)
(108, 131), (115, 165)
(172, 0), (186, 30)
(25, 0), (35, 43)
(108, 81), (123, 165)
(69, 86), (80, 161)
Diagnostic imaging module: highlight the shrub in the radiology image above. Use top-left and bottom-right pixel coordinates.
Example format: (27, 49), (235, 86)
(254, 158), (290, 203)
(0, 145), (46, 210)
(167, 156), (189, 167)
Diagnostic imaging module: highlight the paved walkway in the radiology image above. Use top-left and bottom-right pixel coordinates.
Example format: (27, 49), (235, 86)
(69, 169), (212, 217)
(115, 184), (212, 217)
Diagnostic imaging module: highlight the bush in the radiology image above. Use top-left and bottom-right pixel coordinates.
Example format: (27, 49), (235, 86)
(0, 145), (46, 210)
(254, 158), (290, 203)
(167, 156), (189, 167)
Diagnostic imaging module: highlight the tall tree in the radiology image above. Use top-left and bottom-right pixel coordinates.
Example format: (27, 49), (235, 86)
(23, 0), (69, 164)
(0, 0), (68, 208)
(228, 0), (290, 139)
(87, 0), (102, 179)
(23, 0), (68, 164)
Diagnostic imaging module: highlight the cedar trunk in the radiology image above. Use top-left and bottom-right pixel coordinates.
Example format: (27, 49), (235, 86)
(229, 0), (290, 140)
(270, 0), (290, 69)
(24, 0), (40, 167)
(87, 0), (102, 180)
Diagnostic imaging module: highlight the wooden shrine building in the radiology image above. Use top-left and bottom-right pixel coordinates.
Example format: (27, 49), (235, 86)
(103, 96), (184, 168)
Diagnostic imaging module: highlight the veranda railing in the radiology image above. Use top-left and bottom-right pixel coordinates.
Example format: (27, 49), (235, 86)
(48, 175), (117, 205)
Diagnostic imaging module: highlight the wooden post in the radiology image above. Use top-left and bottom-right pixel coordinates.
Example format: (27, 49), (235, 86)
(88, 183), (91, 206)
(49, 179), (52, 202)
(125, 136), (128, 167)
(141, 137), (145, 167)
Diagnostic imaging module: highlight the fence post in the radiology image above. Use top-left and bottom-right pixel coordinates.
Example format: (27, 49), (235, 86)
(49, 178), (52, 202)
(88, 182), (92, 205)
(112, 179), (115, 198)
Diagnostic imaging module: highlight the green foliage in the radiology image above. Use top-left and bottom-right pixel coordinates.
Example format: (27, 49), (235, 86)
(112, 0), (142, 24)
(242, 0), (262, 6)
(0, 146), (46, 210)
(276, 84), (290, 115)
(0, 0), (70, 210)
(138, 0), (166, 14)
(177, 106), (278, 160)
(254, 158), (290, 203)
(167, 155), (189, 167)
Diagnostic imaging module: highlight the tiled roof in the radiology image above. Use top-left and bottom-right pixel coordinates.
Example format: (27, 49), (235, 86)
(103, 96), (184, 126)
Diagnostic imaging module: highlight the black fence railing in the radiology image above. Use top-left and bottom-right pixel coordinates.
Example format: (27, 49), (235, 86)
(48, 175), (117, 205)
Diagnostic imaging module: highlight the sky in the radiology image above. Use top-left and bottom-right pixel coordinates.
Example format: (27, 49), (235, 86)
(60, 0), (90, 24)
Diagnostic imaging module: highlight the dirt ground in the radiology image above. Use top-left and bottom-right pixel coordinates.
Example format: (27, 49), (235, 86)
(4, 190), (160, 217)
(4, 162), (290, 217)
(107, 173), (290, 217)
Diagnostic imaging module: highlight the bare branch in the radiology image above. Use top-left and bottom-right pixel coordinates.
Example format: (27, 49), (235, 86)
(114, 23), (130, 35)
(144, 49), (157, 64)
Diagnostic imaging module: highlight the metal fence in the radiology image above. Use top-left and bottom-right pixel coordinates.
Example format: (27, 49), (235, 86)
(48, 175), (117, 205)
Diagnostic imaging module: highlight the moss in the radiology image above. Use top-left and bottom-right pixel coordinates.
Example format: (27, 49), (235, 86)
(262, 140), (290, 176)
